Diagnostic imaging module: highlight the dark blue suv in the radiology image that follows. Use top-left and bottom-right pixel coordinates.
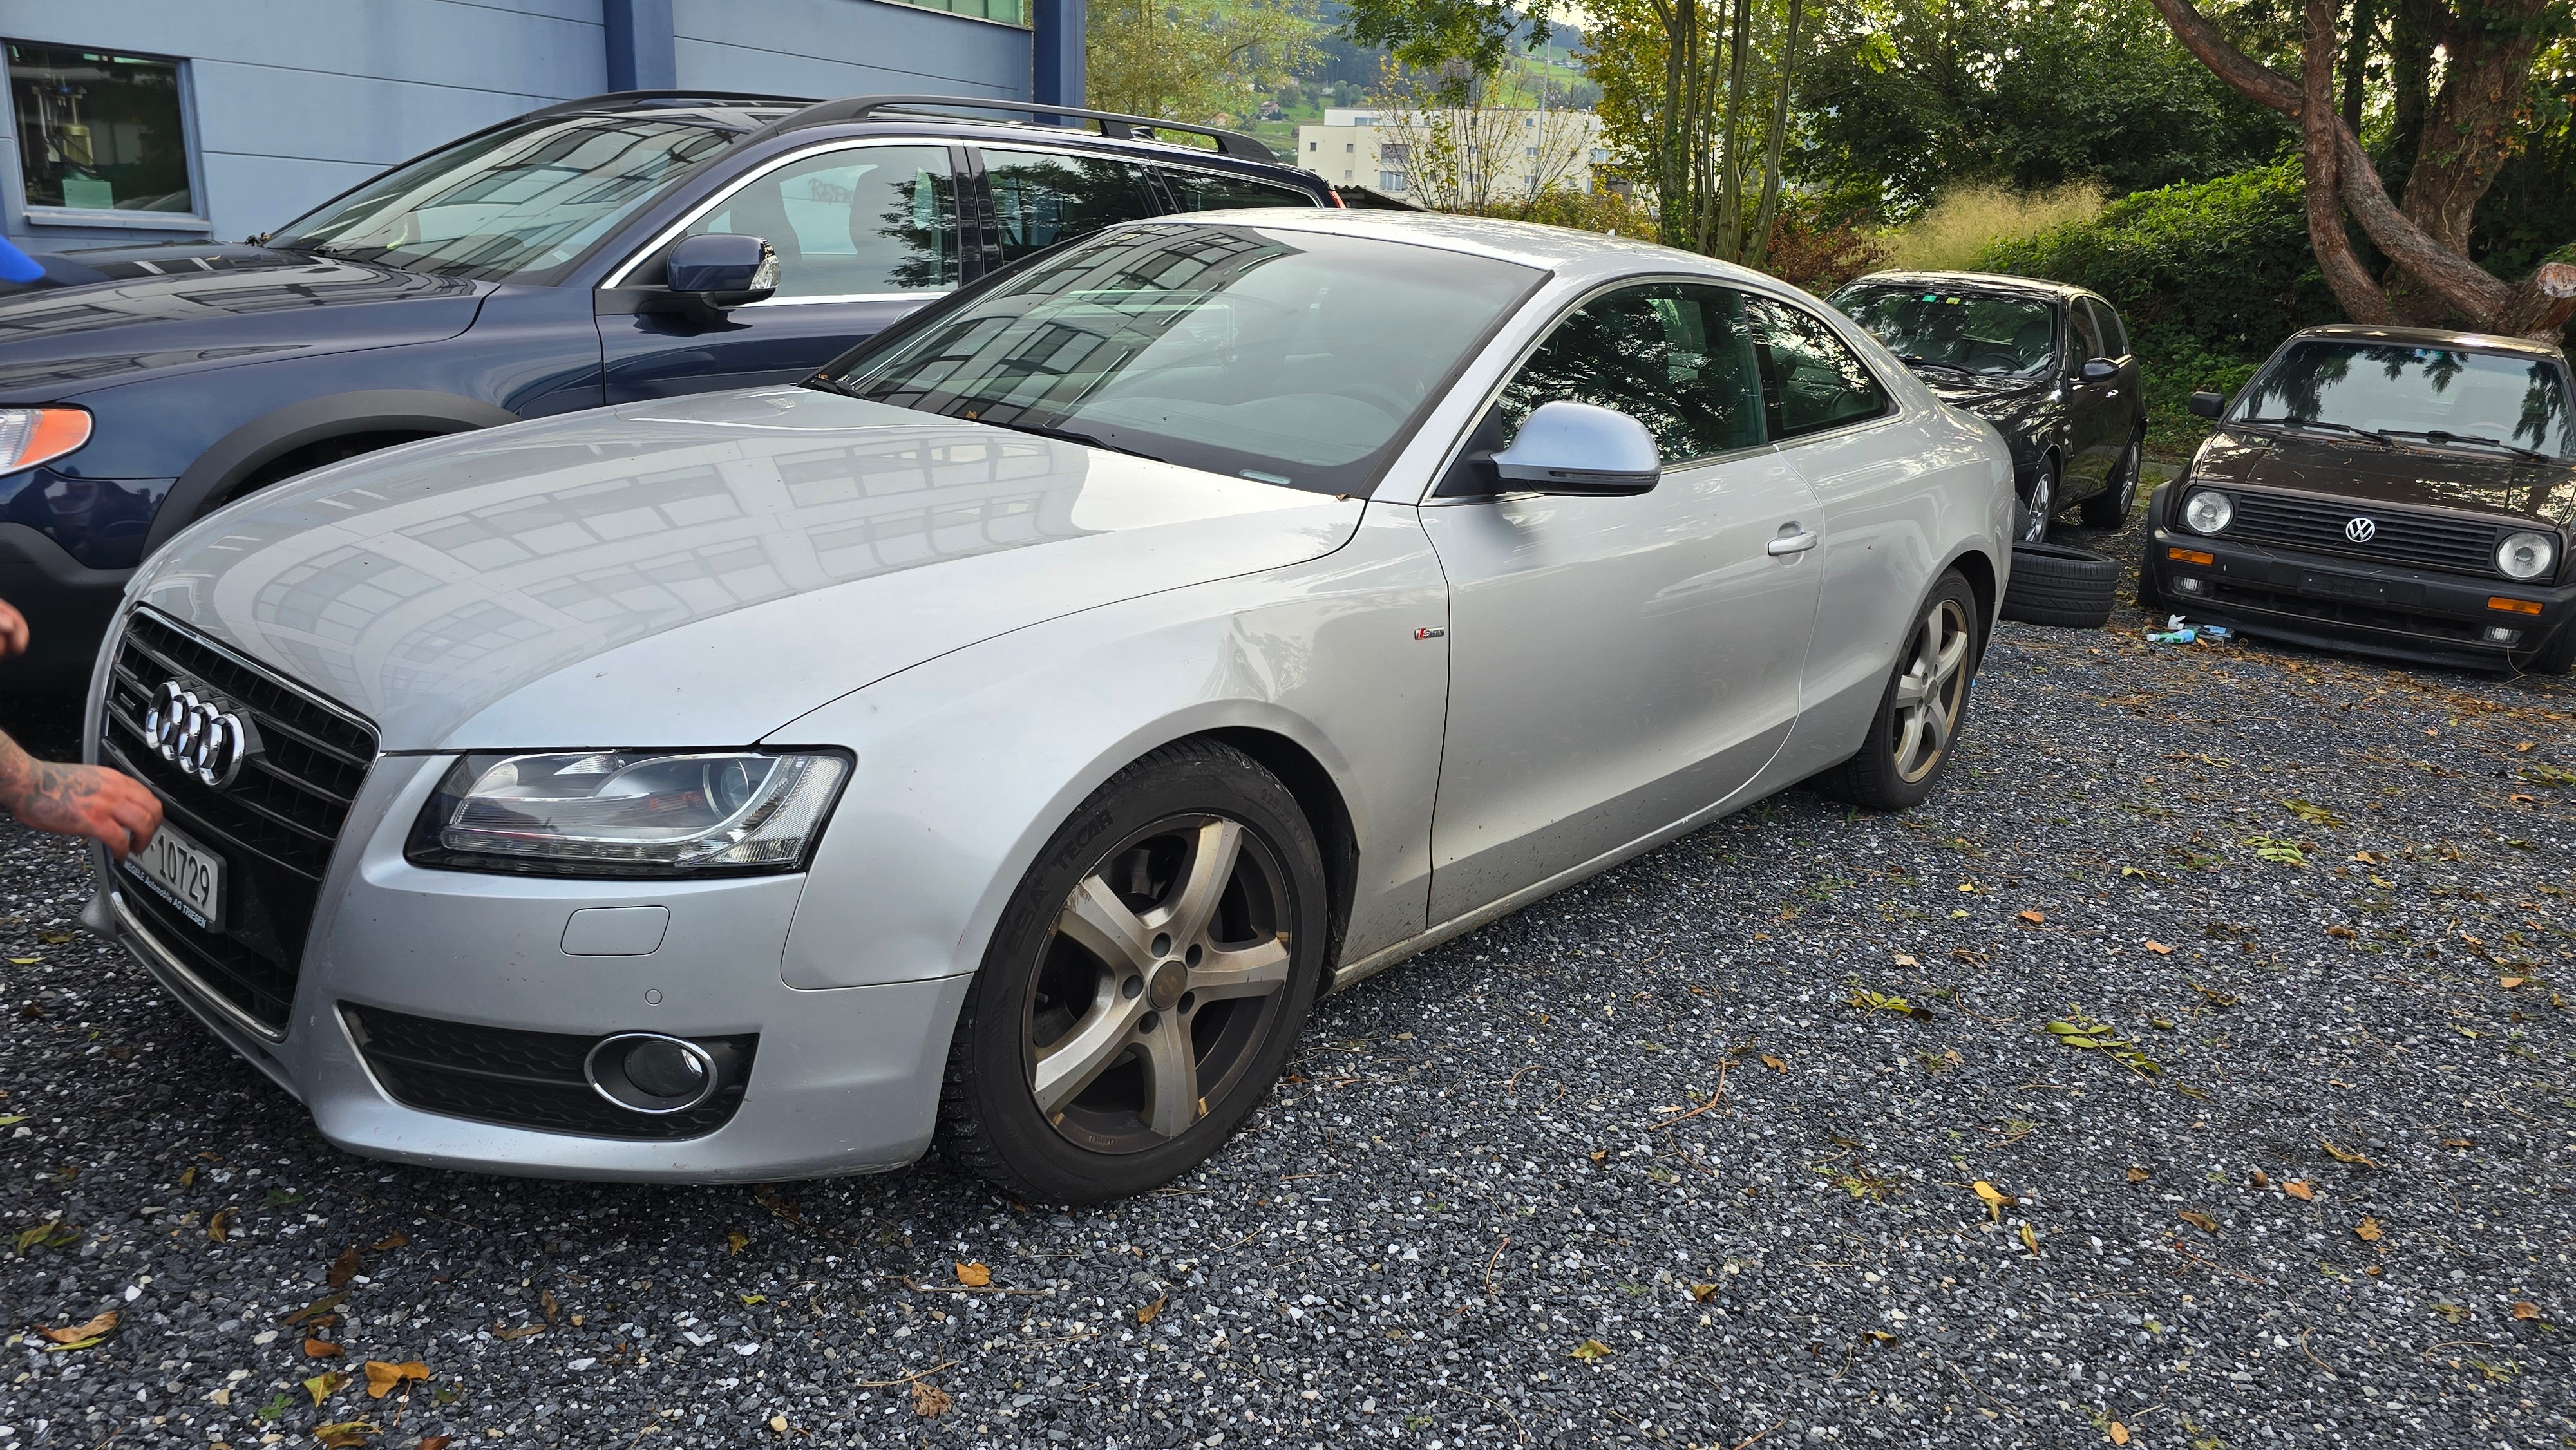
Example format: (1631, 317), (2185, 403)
(0, 91), (1333, 686)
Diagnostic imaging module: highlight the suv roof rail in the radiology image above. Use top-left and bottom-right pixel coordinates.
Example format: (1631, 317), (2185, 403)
(748, 94), (1278, 162)
(518, 90), (820, 124)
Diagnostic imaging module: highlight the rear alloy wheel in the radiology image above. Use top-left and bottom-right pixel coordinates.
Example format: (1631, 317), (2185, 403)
(2020, 462), (2056, 543)
(940, 740), (1325, 1203)
(1810, 570), (1982, 811)
(2081, 434), (2141, 527)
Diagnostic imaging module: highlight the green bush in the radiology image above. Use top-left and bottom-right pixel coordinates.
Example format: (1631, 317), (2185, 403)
(1973, 160), (2343, 458)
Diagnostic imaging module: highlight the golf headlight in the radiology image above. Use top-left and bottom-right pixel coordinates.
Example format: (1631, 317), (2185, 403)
(408, 749), (849, 875)
(2496, 531), (2555, 581)
(2183, 489), (2233, 534)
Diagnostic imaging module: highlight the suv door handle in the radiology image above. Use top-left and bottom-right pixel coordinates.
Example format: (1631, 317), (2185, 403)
(1767, 526), (1820, 556)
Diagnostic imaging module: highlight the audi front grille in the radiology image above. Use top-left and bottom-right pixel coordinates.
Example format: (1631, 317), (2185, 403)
(99, 609), (378, 1034)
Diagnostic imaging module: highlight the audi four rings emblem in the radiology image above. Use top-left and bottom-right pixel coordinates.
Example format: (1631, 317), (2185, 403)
(2345, 516), (2378, 543)
(146, 680), (261, 789)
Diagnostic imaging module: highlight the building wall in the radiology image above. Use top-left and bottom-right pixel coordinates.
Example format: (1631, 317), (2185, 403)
(1295, 106), (1604, 202)
(3, 0), (1044, 254)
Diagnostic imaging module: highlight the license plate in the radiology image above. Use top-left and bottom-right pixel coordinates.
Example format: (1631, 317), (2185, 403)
(122, 818), (224, 932)
(2299, 571), (2418, 606)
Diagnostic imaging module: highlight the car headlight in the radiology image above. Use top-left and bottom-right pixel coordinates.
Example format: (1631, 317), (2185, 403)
(2496, 530), (2556, 581)
(406, 749), (850, 876)
(0, 408), (92, 476)
(2183, 489), (2233, 534)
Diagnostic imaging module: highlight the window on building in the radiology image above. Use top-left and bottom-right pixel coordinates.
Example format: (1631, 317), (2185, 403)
(7, 42), (196, 216)
(1307, 140), (1318, 151)
(876, 0), (1028, 22)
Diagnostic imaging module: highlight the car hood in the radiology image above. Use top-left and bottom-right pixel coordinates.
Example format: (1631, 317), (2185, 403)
(0, 243), (486, 400)
(2192, 428), (2576, 530)
(128, 386), (1365, 750)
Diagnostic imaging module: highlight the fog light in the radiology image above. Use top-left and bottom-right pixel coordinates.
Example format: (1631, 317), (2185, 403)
(585, 1032), (719, 1114)
(2485, 626), (2523, 645)
(2175, 576), (2206, 595)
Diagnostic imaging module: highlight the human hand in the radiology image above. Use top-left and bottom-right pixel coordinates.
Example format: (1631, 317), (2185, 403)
(4, 760), (163, 860)
(0, 598), (26, 657)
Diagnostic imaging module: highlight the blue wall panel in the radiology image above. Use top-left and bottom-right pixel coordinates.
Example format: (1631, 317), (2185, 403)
(672, 0), (1028, 99)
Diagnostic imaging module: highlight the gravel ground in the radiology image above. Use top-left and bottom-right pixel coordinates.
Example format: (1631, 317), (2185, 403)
(4, 504), (2572, 1450)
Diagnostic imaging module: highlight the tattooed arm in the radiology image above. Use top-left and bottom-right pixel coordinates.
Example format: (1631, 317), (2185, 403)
(0, 731), (163, 860)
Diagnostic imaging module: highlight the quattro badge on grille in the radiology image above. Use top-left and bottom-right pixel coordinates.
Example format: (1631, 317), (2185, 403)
(2345, 516), (2378, 543)
(146, 680), (262, 789)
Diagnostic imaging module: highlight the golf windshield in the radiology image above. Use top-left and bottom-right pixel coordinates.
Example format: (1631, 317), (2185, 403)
(268, 111), (756, 283)
(817, 224), (1543, 494)
(2234, 340), (2576, 460)
(1832, 284), (2058, 377)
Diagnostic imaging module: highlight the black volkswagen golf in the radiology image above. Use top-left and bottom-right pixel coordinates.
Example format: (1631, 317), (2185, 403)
(1832, 270), (2148, 543)
(2142, 324), (2575, 673)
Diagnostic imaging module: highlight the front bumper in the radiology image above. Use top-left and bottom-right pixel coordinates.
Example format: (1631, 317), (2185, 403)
(0, 522), (132, 691)
(2146, 522), (2575, 672)
(95, 753), (972, 1182)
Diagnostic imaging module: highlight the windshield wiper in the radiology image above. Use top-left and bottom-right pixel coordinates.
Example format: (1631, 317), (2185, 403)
(1897, 353), (1975, 378)
(2240, 415), (2395, 447)
(967, 416), (1163, 462)
(2378, 427), (2552, 462)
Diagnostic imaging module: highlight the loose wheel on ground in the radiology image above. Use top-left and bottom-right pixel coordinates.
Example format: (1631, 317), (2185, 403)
(2000, 541), (2119, 628)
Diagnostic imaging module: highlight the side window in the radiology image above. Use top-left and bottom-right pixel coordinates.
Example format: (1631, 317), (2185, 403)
(2067, 301), (2105, 364)
(1495, 283), (1768, 464)
(1160, 168), (1320, 212)
(1749, 298), (1889, 439)
(982, 147), (1163, 263)
(2085, 298), (2129, 358)
(675, 144), (956, 297)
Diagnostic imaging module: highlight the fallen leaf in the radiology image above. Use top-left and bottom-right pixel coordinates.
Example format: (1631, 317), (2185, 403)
(2320, 1138), (2378, 1169)
(284, 1291), (349, 1328)
(1759, 1055), (1786, 1073)
(417, 1438), (451, 1450)
(2512, 1302), (2539, 1321)
(314, 1421), (377, 1449)
(954, 1261), (991, 1288)
(1687, 1283), (1717, 1302)
(36, 1310), (116, 1345)
(329, 1247), (361, 1288)
(489, 1323), (543, 1341)
(2143, 941), (2173, 955)
(2249, 1169), (2270, 1188)
(1137, 1294), (1168, 1324)
(304, 1336), (345, 1359)
(738, 1293), (766, 1306)
(540, 1289), (559, 1325)
(2500, 977), (2526, 990)
(303, 1370), (346, 1406)
(2355, 1216), (2383, 1243)
(911, 1380), (952, 1418)
(1972, 1181), (2009, 1223)
(361, 1361), (428, 1400)
(2018, 910), (2046, 925)
(2126, 1165), (2150, 1183)
(1587, 1149), (1607, 1165)
(727, 1231), (749, 1256)
(1570, 1338), (1613, 1362)
(1892, 954), (1920, 968)
(2018, 1223), (2039, 1254)
(2284, 1181), (2313, 1201)
(2179, 1209), (2218, 1234)
(207, 1207), (234, 1243)
(2325, 925), (2357, 941)
(2108, 1422), (2131, 1445)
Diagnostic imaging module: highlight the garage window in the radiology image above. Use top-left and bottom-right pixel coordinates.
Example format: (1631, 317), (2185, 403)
(8, 42), (198, 218)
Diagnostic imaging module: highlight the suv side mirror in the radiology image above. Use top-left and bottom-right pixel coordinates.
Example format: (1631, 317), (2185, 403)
(1488, 401), (1662, 496)
(667, 233), (779, 306)
(2079, 357), (2118, 383)
(2188, 390), (2228, 420)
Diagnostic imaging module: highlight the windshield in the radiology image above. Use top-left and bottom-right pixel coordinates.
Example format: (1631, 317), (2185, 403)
(268, 114), (745, 283)
(2235, 339), (2575, 460)
(817, 224), (1543, 494)
(1831, 283), (2058, 377)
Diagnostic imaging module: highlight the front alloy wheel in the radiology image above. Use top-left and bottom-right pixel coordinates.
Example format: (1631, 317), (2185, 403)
(940, 740), (1325, 1203)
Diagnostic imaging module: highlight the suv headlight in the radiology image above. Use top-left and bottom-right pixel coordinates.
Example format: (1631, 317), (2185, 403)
(407, 749), (850, 876)
(2496, 530), (2556, 581)
(2183, 489), (2233, 534)
(0, 408), (92, 476)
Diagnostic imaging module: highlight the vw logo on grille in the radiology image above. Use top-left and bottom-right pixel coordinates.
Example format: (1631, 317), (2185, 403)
(145, 680), (261, 789)
(2345, 516), (2378, 543)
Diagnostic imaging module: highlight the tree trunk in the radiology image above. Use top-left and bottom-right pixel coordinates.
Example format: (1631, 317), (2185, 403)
(1743, 0), (1803, 270)
(2381, 0), (2437, 194)
(1707, 0), (1753, 258)
(2396, 2), (2549, 257)
(2304, 0), (2391, 321)
(2338, 0), (2371, 140)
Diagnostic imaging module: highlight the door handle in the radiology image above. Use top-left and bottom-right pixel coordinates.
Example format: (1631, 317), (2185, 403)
(1767, 527), (1820, 556)
(2107, 388), (2121, 399)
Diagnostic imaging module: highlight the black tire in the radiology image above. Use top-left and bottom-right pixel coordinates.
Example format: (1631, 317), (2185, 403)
(2018, 457), (2058, 544)
(2000, 541), (2119, 628)
(2133, 536), (2167, 617)
(939, 739), (1327, 1204)
(2080, 432), (2143, 527)
(2524, 623), (2576, 675)
(1811, 569), (1982, 812)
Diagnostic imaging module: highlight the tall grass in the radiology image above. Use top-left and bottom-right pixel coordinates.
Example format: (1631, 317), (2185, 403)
(1879, 183), (2105, 273)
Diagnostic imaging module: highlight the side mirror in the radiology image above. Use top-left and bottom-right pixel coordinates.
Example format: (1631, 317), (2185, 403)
(2079, 357), (2118, 383)
(1487, 400), (1661, 496)
(667, 233), (778, 306)
(2188, 390), (2228, 420)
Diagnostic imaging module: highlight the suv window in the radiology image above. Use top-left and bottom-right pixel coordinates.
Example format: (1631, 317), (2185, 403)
(2084, 297), (2128, 357)
(983, 147), (1163, 263)
(676, 144), (958, 297)
(1750, 299), (1889, 438)
(1160, 167), (1318, 212)
(1497, 282), (1767, 464)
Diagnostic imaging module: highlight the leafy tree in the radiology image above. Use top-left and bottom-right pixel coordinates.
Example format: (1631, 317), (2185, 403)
(1088, 0), (1324, 125)
(1581, 0), (1808, 259)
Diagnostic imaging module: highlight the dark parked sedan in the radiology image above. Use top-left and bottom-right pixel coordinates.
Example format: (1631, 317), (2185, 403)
(2141, 324), (2575, 673)
(1832, 271), (2146, 542)
(0, 91), (1332, 687)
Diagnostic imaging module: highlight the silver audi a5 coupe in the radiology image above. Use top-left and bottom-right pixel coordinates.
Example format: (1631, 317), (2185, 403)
(86, 212), (2014, 1201)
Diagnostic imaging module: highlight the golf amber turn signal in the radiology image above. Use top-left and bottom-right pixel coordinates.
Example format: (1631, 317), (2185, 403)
(2167, 547), (2215, 565)
(0, 408), (92, 475)
(2487, 596), (2542, 615)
